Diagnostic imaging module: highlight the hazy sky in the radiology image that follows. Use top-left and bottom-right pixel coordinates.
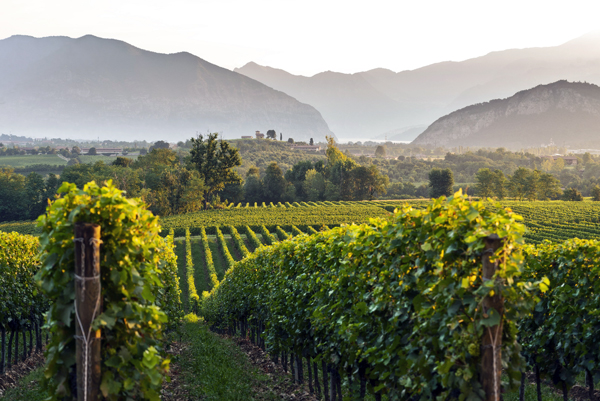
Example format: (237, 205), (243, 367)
(2, 0), (600, 76)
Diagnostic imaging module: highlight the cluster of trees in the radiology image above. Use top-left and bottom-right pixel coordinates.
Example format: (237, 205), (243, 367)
(472, 166), (599, 201)
(0, 169), (60, 221)
(243, 138), (388, 203)
(0, 133), (240, 222)
(0, 135), (391, 222)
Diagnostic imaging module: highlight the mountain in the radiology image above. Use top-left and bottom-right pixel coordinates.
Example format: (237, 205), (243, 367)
(412, 81), (600, 149)
(0, 35), (334, 142)
(235, 62), (404, 141)
(235, 31), (600, 141)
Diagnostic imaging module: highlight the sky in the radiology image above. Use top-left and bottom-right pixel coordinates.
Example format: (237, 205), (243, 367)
(2, 0), (600, 76)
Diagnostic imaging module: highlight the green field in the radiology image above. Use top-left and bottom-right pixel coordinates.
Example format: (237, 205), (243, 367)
(0, 154), (121, 168)
(0, 154), (67, 167)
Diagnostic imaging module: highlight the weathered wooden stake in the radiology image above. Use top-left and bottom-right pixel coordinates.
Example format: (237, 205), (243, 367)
(74, 223), (102, 401)
(481, 234), (503, 401)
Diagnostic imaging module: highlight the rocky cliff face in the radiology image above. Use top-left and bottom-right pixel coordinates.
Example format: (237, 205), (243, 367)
(412, 81), (600, 149)
(0, 35), (334, 142)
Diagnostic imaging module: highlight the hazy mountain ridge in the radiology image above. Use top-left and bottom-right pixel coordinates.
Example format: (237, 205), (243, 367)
(236, 32), (600, 140)
(235, 62), (402, 140)
(0, 35), (334, 142)
(412, 80), (600, 149)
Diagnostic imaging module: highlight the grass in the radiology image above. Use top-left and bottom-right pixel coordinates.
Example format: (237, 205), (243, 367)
(0, 154), (123, 169)
(241, 233), (257, 253)
(226, 236), (242, 260)
(177, 323), (280, 401)
(0, 154), (66, 167)
(190, 239), (210, 293)
(0, 367), (46, 401)
(207, 237), (227, 280)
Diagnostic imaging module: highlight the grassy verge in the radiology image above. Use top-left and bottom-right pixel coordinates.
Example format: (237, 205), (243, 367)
(1, 368), (46, 400)
(177, 323), (279, 400)
(190, 239), (210, 293)
(225, 236), (242, 261)
(241, 234), (256, 252)
(207, 237), (228, 280)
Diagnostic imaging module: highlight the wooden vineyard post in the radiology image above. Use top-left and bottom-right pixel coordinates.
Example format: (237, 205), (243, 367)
(74, 223), (102, 401)
(481, 234), (503, 401)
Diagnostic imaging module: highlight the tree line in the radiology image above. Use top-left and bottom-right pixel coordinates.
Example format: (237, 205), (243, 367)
(0, 135), (388, 223)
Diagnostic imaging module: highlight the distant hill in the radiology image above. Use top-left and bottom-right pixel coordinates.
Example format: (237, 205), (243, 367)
(412, 81), (600, 149)
(235, 31), (600, 140)
(0, 35), (334, 142)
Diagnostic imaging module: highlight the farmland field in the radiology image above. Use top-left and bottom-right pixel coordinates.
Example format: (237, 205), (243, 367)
(0, 154), (122, 168)
(0, 154), (67, 167)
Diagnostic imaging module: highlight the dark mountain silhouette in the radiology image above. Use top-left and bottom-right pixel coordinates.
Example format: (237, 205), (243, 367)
(0, 35), (334, 142)
(235, 31), (600, 140)
(412, 81), (600, 149)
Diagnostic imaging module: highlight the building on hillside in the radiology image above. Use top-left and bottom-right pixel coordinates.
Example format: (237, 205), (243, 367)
(291, 145), (321, 151)
(543, 155), (579, 165)
(241, 136), (253, 139)
(255, 131), (265, 139)
(81, 148), (123, 155)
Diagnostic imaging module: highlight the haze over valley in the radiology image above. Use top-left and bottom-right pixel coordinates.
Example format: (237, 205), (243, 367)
(0, 35), (334, 142)
(237, 31), (600, 143)
(2, 31), (600, 147)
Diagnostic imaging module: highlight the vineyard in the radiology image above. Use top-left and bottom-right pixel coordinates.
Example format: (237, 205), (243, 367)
(3, 199), (600, 246)
(3, 189), (600, 399)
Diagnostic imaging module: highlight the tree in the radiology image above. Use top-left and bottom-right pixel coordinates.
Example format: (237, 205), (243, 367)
(508, 167), (530, 201)
(288, 138), (294, 144)
(87, 147), (97, 155)
(541, 158), (553, 172)
(303, 169), (326, 201)
(134, 148), (178, 170)
(537, 173), (562, 200)
(309, 138), (314, 146)
(263, 162), (287, 202)
(280, 133), (282, 141)
(492, 170), (507, 199)
(243, 167), (264, 203)
(325, 136), (358, 200)
(285, 160), (313, 200)
(350, 165), (388, 200)
(219, 182), (244, 204)
(266, 130), (277, 140)
(375, 145), (387, 158)
(189, 133), (242, 208)
(0, 168), (26, 221)
(592, 185), (600, 201)
(428, 168), (454, 198)
(150, 140), (170, 151)
(147, 165), (206, 215)
(525, 170), (540, 201)
(71, 146), (81, 155)
(563, 188), (583, 201)
(551, 157), (565, 172)
(475, 168), (495, 198)
(25, 172), (47, 219)
(113, 156), (134, 168)
(44, 173), (60, 202)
